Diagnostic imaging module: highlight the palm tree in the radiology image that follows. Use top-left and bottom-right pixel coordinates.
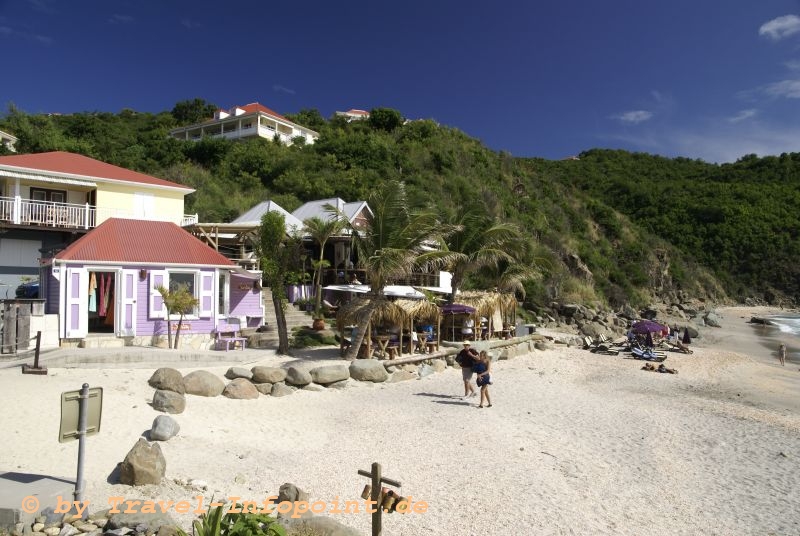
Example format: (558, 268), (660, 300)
(254, 211), (305, 355)
(336, 180), (455, 360)
(443, 204), (524, 303)
(303, 215), (348, 317)
(156, 284), (199, 349)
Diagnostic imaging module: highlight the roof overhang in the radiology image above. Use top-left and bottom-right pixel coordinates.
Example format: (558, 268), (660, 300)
(0, 168), (96, 187)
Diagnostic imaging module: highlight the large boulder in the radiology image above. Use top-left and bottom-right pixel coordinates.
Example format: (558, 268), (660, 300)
(148, 368), (185, 395)
(183, 371), (225, 397)
(271, 383), (295, 397)
(279, 517), (360, 536)
(285, 366), (312, 386)
(251, 366), (287, 384)
(348, 360), (389, 382)
(580, 322), (607, 339)
(310, 364), (350, 385)
(704, 311), (722, 328)
(119, 438), (166, 485)
(225, 367), (253, 380)
(150, 415), (180, 441)
(255, 383), (273, 395)
(388, 370), (417, 383)
(223, 378), (259, 399)
(106, 512), (176, 532)
(152, 390), (186, 414)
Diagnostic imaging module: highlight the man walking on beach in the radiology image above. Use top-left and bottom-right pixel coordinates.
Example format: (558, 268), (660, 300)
(779, 343), (787, 366)
(456, 341), (479, 398)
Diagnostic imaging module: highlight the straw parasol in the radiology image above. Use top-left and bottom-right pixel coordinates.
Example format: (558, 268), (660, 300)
(457, 290), (518, 335)
(336, 296), (410, 355)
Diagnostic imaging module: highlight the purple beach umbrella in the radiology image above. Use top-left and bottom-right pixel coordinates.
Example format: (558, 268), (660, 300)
(645, 331), (654, 348)
(631, 319), (666, 334)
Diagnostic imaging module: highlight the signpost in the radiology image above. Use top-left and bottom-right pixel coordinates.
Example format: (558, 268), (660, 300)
(357, 462), (402, 536)
(59, 384), (103, 503)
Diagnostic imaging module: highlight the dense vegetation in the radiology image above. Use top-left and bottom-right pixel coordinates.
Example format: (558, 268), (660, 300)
(2, 100), (797, 307)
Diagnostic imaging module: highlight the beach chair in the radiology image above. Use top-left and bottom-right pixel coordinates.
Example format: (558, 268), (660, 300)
(631, 347), (667, 362)
(591, 342), (620, 356)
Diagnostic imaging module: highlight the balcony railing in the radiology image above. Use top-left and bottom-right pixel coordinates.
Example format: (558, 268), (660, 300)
(0, 196), (199, 230)
(0, 196), (94, 229)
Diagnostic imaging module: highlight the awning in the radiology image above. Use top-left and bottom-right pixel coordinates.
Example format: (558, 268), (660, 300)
(228, 266), (261, 280)
(323, 284), (425, 299)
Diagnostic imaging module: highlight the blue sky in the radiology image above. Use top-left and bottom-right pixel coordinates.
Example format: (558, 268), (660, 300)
(1, 0), (800, 163)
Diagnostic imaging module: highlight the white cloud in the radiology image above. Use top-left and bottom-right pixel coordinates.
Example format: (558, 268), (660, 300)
(785, 59), (800, 71)
(764, 79), (800, 98)
(25, 0), (56, 14)
(109, 14), (134, 24)
(0, 24), (52, 44)
(613, 110), (653, 124)
(273, 84), (296, 95)
(728, 109), (757, 123)
(605, 120), (800, 163)
(759, 15), (800, 40)
(181, 19), (203, 29)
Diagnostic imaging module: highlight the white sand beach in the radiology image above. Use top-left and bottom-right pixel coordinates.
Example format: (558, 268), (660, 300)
(2, 306), (799, 536)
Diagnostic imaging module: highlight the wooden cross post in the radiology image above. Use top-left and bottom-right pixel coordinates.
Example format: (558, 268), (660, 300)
(358, 462), (401, 536)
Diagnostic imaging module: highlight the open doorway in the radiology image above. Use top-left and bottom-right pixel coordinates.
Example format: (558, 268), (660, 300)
(88, 270), (116, 333)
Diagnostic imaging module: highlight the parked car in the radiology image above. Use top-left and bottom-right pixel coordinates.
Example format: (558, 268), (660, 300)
(15, 281), (39, 299)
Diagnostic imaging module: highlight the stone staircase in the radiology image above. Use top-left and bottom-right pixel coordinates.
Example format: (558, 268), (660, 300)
(247, 288), (316, 347)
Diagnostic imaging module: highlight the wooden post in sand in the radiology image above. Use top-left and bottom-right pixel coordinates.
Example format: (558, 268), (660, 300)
(358, 462), (401, 536)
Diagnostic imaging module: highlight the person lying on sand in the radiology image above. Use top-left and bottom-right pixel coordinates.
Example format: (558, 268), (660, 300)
(641, 362), (678, 374)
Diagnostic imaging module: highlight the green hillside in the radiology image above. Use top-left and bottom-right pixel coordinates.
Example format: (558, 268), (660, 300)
(2, 101), (797, 307)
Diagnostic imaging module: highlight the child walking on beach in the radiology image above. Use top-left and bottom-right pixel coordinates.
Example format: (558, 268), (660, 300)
(474, 350), (492, 408)
(779, 343), (787, 366)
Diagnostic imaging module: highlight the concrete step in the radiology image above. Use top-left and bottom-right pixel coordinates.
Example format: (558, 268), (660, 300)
(78, 336), (126, 349)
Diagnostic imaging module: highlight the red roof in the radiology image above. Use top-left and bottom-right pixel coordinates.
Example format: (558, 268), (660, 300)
(54, 219), (235, 266)
(237, 102), (291, 123)
(0, 151), (192, 190)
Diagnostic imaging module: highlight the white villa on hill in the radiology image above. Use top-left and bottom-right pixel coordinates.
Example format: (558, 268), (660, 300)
(169, 103), (319, 146)
(0, 129), (17, 152)
(335, 109), (370, 122)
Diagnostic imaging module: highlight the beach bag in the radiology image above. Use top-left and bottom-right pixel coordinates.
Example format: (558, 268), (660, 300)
(455, 353), (464, 365)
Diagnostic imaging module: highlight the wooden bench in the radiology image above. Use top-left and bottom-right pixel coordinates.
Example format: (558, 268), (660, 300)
(215, 318), (246, 351)
(217, 336), (247, 351)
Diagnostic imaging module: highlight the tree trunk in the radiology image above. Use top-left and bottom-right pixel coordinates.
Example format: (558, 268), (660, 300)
(166, 318), (174, 349)
(344, 302), (378, 360)
(173, 314), (184, 349)
(314, 245), (326, 315)
(273, 293), (291, 355)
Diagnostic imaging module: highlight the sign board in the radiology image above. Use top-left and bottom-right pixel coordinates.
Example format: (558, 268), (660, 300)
(59, 387), (103, 443)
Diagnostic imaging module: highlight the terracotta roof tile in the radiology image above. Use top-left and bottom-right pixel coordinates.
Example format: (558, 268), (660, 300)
(54, 219), (234, 265)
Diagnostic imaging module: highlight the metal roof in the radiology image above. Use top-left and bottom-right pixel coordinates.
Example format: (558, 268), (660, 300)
(53, 218), (235, 266)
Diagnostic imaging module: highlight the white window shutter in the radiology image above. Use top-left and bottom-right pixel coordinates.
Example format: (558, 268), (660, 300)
(199, 271), (214, 318)
(149, 270), (168, 319)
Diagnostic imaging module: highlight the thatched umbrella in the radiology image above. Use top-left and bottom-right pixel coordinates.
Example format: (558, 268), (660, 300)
(394, 299), (441, 352)
(458, 291), (518, 337)
(336, 297), (409, 357)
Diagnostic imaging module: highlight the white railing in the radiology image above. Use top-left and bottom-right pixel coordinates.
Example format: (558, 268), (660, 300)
(181, 214), (198, 226)
(0, 196), (198, 229)
(0, 196), (94, 229)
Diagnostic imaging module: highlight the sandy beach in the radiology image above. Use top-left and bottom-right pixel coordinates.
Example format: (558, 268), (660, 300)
(2, 306), (799, 536)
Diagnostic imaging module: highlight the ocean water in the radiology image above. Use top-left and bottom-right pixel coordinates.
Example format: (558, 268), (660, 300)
(768, 315), (800, 337)
(763, 314), (800, 364)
